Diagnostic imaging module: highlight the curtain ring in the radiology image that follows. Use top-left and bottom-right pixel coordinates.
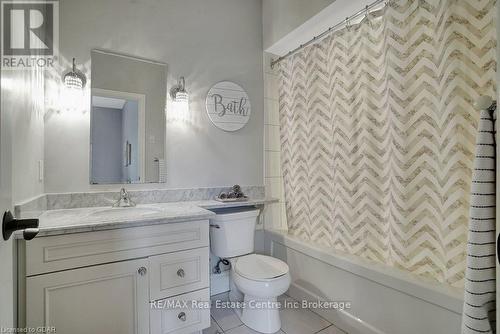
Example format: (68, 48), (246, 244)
(365, 5), (372, 27)
(345, 17), (351, 31)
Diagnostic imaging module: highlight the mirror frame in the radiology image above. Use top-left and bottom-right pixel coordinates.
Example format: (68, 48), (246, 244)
(89, 49), (168, 185)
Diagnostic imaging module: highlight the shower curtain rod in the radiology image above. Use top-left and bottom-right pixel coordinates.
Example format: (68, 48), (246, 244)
(270, 0), (387, 69)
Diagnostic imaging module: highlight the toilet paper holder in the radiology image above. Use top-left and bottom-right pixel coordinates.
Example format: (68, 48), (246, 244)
(2, 211), (39, 241)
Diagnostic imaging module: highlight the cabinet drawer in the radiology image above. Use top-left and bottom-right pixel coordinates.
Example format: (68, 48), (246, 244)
(25, 220), (209, 276)
(149, 247), (209, 301)
(150, 288), (210, 334)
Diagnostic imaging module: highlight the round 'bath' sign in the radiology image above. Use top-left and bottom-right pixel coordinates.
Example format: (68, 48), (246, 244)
(206, 81), (251, 132)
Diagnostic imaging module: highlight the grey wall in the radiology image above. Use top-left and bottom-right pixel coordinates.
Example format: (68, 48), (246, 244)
(262, 0), (335, 49)
(91, 107), (124, 184)
(44, 0), (264, 193)
(10, 68), (45, 203)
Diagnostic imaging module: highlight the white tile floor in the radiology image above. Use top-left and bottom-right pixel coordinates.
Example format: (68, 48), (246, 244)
(204, 293), (346, 334)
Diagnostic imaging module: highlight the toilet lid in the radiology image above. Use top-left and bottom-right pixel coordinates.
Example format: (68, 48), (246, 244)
(235, 254), (289, 281)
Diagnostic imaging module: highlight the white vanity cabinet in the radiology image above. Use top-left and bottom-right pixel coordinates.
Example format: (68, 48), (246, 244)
(19, 220), (211, 334)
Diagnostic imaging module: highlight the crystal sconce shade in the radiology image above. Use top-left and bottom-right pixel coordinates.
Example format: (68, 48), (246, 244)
(174, 90), (189, 103)
(62, 58), (87, 89)
(170, 76), (189, 122)
(170, 76), (188, 102)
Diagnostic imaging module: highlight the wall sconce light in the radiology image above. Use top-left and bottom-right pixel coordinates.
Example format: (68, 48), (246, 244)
(170, 76), (189, 122)
(62, 58), (87, 89)
(170, 76), (188, 102)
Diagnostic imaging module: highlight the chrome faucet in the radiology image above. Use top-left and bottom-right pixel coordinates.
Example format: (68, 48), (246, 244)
(113, 188), (136, 207)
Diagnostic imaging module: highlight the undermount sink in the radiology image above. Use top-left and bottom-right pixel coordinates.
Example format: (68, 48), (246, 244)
(87, 206), (164, 220)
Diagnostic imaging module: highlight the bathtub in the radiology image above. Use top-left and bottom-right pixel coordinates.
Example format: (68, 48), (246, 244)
(263, 229), (463, 334)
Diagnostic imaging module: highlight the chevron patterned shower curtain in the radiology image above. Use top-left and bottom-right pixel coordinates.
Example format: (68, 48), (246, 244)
(278, 0), (497, 287)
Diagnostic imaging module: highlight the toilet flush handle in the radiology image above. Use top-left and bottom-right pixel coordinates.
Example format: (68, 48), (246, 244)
(209, 224), (220, 229)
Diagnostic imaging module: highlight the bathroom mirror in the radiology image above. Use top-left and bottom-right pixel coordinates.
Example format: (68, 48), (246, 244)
(90, 50), (167, 184)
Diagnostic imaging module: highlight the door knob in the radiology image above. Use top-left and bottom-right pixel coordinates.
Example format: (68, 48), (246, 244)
(2, 211), (39, 241)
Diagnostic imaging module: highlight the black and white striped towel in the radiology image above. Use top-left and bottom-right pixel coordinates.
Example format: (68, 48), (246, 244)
(462, 107), (497, 334)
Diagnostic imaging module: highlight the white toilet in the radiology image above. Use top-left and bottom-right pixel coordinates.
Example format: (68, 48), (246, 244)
(209, 207), (291, 334)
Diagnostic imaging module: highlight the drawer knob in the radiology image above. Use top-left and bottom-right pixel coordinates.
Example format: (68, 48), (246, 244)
(177, 268), (185, 278)
(138, 267), (147, 276)
(178, 312), (186, 322)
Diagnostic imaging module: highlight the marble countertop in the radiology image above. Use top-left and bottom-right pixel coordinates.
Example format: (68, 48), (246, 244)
(16, 198), (277, 238)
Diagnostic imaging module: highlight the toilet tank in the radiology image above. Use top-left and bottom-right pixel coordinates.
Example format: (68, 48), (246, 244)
(209, 207), (260, 258)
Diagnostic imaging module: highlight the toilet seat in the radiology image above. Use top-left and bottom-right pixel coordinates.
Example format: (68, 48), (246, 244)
(234, 254), (289, 281)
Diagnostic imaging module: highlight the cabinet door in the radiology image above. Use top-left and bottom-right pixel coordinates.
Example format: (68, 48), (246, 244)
(26, 259), (149, 334)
